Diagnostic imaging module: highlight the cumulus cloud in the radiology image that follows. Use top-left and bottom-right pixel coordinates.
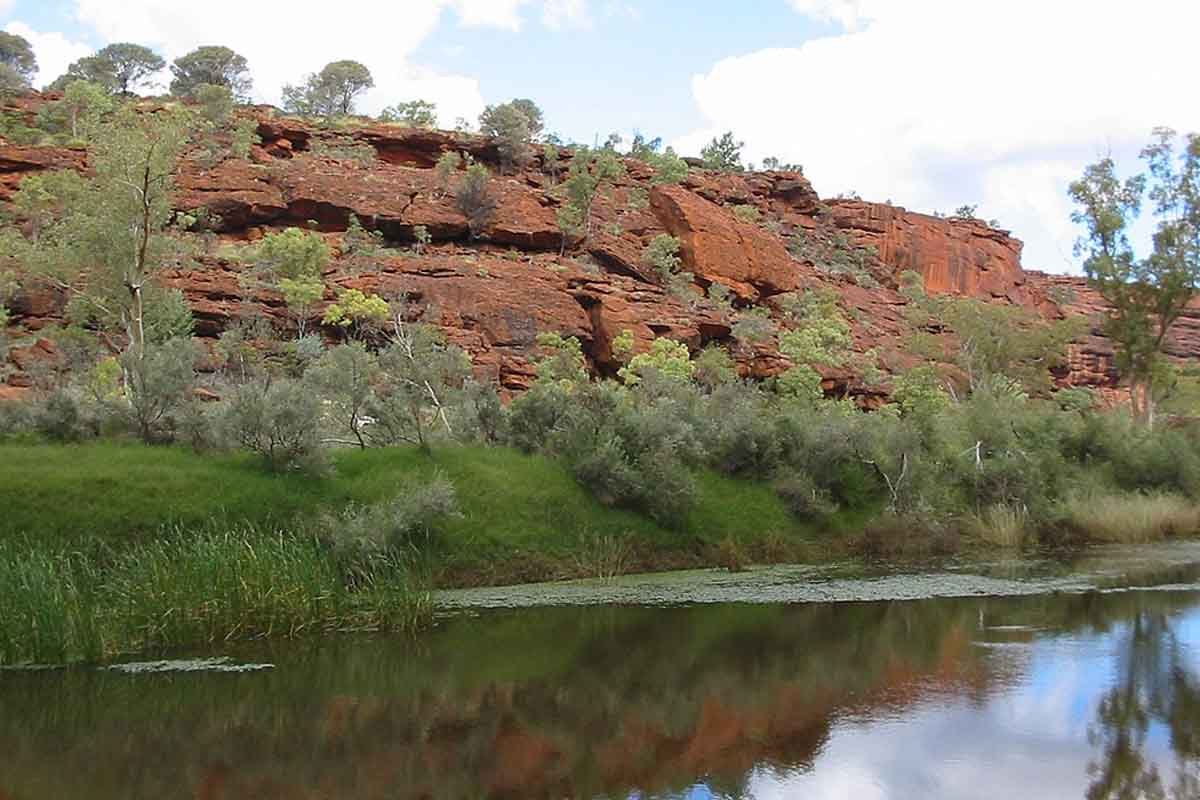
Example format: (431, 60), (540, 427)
(679, 0), (1200, 273)
(3, 21), (92, 89)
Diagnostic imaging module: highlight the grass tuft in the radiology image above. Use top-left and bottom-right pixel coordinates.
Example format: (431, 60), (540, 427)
(965, 503), (1029, 548)
(1058, 491), (1200, 543)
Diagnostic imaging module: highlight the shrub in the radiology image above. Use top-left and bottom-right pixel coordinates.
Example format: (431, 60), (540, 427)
(455, 163), (497, 239)
(506, 382), (573, 453)
(323, 474), (462, 580)
(774, 469), (837, 520)
(122, 337), (198, 443)
(221, 378), (326, 473)
(33, 389), (86, 442)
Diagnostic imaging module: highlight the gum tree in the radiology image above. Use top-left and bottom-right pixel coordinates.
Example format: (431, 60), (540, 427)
(1070, 128), (1200, 425)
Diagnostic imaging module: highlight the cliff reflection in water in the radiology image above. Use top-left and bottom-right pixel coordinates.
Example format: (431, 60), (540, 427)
(0, 591), (1198, 800)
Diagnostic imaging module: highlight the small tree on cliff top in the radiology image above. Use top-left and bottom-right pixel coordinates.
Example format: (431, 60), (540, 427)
(1069, 127), (1200, 425)
(55, 43), (165, 95)
(170, 46), (252, 100)
(283, 60), (374, 118)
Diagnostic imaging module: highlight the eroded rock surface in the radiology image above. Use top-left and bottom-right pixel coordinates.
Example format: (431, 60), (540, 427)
(2, 93), (1190, 403)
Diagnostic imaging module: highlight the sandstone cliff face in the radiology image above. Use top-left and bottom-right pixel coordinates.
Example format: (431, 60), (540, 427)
(1, 95), (1184, 401)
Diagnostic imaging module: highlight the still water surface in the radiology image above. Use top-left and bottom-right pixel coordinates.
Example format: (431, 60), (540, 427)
(2, 588), (1199, 798)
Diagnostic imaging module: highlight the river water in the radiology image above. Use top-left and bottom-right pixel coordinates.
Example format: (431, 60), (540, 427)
(3, 548), (1200, 799)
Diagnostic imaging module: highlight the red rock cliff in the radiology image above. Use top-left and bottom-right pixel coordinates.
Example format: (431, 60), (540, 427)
(0, 94), (1185, 401)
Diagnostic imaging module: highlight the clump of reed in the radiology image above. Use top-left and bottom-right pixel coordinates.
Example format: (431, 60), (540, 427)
(0, 527), (430, 667)
(1057, 491), (1200, 544)
(964, 503), (1030, 548)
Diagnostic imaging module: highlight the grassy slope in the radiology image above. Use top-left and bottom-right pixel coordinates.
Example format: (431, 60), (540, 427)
(0, 441), (837, 584)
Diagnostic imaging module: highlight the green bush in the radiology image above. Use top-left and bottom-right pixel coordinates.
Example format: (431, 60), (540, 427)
(321, 474), (462, 581)
(220, 378), (326, 473)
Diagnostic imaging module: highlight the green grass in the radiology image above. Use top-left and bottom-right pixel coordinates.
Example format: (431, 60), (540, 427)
(0, 441), (828, 584)
(0, 528), (429, 665)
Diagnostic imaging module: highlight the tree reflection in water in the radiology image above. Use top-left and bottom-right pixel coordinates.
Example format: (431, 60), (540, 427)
(1088, 608), (1200, 800)
(0, 590), (1196, 799)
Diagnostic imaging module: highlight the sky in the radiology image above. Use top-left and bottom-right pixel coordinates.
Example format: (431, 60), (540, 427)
(4, 0), (1199, 275)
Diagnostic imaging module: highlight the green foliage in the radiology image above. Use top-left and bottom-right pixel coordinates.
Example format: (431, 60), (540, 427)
(700, 131), (744, 172)
(761, 156), (802, 172)
(230, 117), (259, 159)
(322, 288), (390, 339)
(789, 205), (879, 285)
(35, 80), (113, 141)
(455, 163), (497, 239)
(309, 135), (377, 165)
(478, 98), (543, 170)
(221, 378), (327, 473)
(278, 278), (323, 337)
(169, 46), (252, 100)
(901, 271), (1084, 395)
(282, 60), (374, 117)
(556, 147), (626, 243)
(412, 224), (432, 254)
(618, 337), (695, 385)
(122, 337), (198, 443)
(732, 205), (760, 224)
(0, 31), (36, 89)
(535, 331), (589, 387)
(643, 233), (685, 285)
(4, 106), (191, 361)
(57, 43), (165, 94)
(693, 346), (737, 389)
(892, 365), (950, 421)
(343, 214), (384, 258)
(193, 83), (234, 124)
(1070, 127), (1200, 424)
(307, 342), (378, 449)
(379, 99), (437, 128)
(258, 227), (329, 280)
(369, 322), (472, 450)
(324, 474), (461, 578)
(435, 150), (463, 194)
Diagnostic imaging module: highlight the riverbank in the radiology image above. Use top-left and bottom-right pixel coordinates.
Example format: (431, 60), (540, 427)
(0, 440), (871, 585)
(3, 440), (1200, 665)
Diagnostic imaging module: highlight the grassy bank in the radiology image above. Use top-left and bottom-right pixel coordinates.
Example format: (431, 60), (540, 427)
(0, 440), (844, 663)
(3, 439), (1199, 664)
(0, 440), (850, 583)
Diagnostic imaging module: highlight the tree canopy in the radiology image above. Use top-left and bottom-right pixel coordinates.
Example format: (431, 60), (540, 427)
(0, 31), (37, 90)
(1070, 127), (1200, 424)
(282, 60), (374, 118)
(55, 43), (166, 95)
(169, 46), (252, 100)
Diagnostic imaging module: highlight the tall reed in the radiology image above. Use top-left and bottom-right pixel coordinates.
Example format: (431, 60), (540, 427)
(0, 528), (430, 666)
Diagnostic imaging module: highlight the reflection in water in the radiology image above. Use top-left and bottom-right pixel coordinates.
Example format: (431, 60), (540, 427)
(1086, 609), (1200, 800)
(0, 591), (1197, 799)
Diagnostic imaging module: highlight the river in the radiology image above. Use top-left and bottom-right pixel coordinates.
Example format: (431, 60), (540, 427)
(2, 545), (1200, 799)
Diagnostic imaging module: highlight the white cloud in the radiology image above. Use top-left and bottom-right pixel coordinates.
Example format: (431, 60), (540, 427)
(543, 0), (592, 30)
(681, 0), (1200, 274)
(3, 21), (92, 89)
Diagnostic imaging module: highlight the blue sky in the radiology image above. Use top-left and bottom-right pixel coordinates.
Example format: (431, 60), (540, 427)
(3, 0), (1198, 275)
